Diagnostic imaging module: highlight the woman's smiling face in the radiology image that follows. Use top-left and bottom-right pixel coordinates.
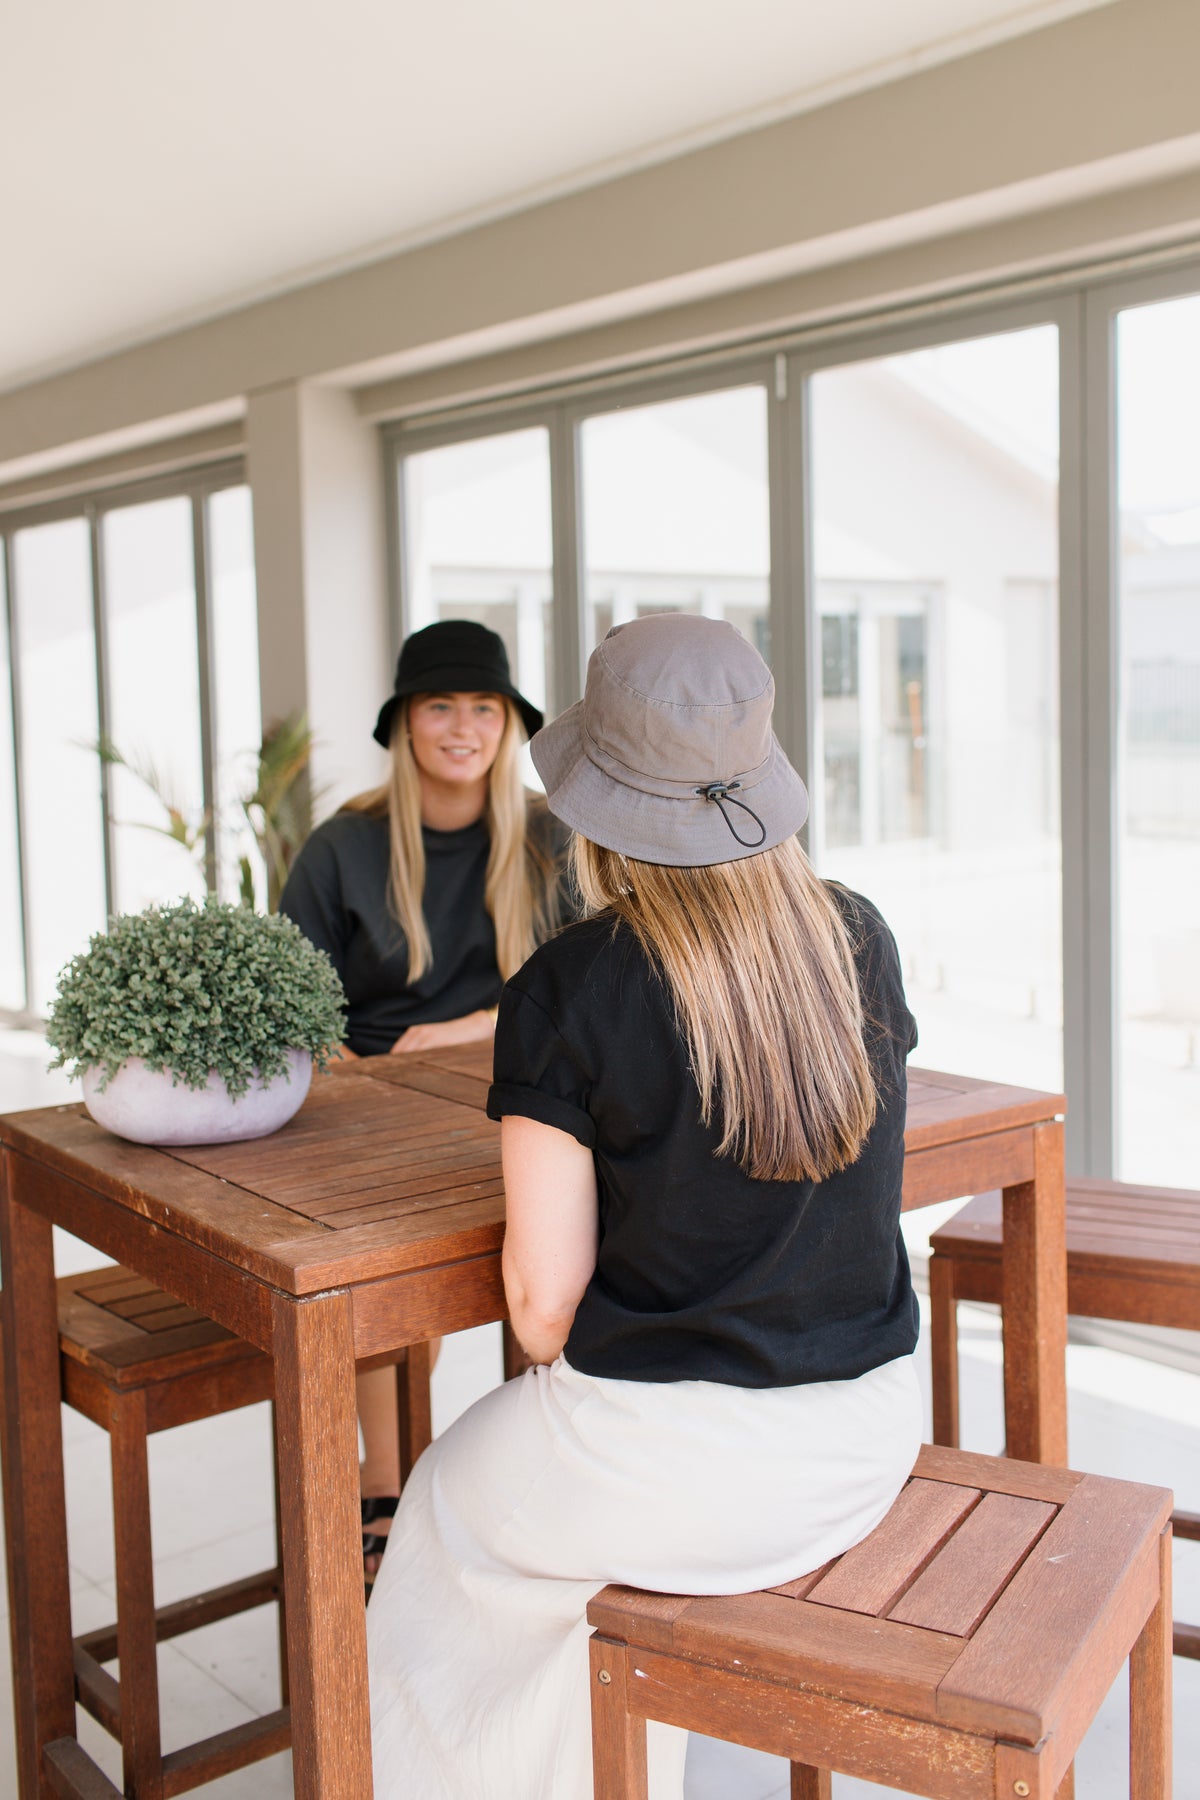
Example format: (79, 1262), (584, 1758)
(406, 691), (506, 790)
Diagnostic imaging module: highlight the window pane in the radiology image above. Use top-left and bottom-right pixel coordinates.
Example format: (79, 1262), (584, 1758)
(0, 548), (24, 1011)
(403, 429), (555, 721)
(207, 485), (262, 903)
(580, 387), (769, 658)
(1117, 293), (1200, 1184)
(12, 518), (106, 1012)
(811, 327), (1062, 1089)
(103, 497), (206, 913)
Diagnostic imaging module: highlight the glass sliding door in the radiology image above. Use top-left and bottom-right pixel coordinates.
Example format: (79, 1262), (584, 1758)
(1116, 293), (1200, 1184)
(402, 429), (555, 721)
(102, 496), (206, 913)
(0, 467), (257, 1026)
(579, 386), (770, 657)
(11, 518), (107, 1012)
(810, 325), (1062, 1088)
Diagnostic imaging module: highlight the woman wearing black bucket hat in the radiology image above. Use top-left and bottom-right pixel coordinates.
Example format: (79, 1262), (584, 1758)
(367, 613), (922, 1799)
(280, 619), (569, 1590)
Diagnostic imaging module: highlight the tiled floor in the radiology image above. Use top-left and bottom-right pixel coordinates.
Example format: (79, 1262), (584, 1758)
(1, 1033), (1197, 1798)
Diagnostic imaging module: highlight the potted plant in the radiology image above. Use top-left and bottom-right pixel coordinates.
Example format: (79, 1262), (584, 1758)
(45, 898), (346, 1146)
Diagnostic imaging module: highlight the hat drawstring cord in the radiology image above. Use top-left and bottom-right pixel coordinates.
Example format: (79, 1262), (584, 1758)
(695, 782), (767, 849)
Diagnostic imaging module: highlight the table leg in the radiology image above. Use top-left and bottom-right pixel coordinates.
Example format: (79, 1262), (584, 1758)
(272, 1288), (372, 1799)
(0, 1157), (76, 1798)
(1000, 1119), (1068, 1465)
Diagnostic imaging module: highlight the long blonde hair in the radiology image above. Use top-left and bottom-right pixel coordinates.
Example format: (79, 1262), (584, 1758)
(572, 834), (875, 1183)
(343, 696), (554, 981)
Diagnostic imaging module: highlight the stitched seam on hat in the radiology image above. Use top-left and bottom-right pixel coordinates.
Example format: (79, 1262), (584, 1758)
(595, 645), (772, 713)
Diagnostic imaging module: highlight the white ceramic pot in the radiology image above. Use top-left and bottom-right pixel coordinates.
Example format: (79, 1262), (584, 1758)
(81, 1050), (312, 1146)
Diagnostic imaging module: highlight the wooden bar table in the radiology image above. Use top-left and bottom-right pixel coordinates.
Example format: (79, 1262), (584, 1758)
(0, 1052), (1065, 1799)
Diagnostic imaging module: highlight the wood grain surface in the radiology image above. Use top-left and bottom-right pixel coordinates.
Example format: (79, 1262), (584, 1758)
(588, 1451), (1172, 1800)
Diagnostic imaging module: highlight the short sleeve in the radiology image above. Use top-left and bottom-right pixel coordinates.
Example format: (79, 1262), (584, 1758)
(487, 982), (596, 1148)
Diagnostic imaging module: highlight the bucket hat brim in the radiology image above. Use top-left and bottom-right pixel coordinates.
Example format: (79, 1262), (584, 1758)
(531, 698), (808, 867)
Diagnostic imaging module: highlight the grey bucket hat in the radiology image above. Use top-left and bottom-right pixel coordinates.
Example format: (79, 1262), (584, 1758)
(531, 614), (808, 867)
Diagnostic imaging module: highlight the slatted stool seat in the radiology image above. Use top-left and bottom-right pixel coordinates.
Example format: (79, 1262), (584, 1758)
(55, 1264), (432, 1797)
(588, 1444), (1172, 1800)
(929, 1178), (1200, 1659)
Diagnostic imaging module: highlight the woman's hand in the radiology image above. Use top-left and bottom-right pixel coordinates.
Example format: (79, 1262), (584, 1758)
(390, 1010), (496, 1055)
(501, 1115), (598, 1366)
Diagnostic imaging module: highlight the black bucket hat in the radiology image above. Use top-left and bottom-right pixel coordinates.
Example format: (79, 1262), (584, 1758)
(373, 620), (544, 748)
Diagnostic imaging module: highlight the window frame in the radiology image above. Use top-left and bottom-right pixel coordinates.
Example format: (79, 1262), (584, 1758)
(0, 457), (246, 1028)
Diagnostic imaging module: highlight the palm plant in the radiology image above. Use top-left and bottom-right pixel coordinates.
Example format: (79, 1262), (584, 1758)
(96, 713), (322, 912)
(237, 713), (324, 911)
(95, 737), (210, 864)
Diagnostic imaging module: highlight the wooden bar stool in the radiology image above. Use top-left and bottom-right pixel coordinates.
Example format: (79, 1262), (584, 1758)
(53, 1264), (432, 1796)
(928, 1178), (1200, 1658)
(588, 1443), (1173, 1799)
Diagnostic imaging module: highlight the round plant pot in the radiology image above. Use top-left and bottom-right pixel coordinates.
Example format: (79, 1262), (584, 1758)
(81, 1051), (312, 1147)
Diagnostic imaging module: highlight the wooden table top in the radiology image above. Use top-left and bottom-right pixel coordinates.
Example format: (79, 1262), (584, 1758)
(0, 1052), (1065, 1299)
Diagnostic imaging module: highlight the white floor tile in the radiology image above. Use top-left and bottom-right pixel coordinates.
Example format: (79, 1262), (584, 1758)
(684, 1734), (788, 1799)
(168, 1599), (287, 1719)
(60, 1401), (276, 1589)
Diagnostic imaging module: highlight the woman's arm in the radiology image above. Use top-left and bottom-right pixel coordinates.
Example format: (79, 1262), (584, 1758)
(500, 1115), (599, 1365)
(390, 1010), (495, 1054)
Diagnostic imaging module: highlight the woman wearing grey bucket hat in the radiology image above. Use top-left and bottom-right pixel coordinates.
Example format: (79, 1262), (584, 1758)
(368, 615), (922, 1800)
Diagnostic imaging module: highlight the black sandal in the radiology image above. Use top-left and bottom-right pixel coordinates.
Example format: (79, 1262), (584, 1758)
(362, 1494), (399, 1600)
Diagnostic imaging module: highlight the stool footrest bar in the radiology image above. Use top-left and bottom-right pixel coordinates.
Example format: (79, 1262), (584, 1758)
(160, 1706), (292, 1796)
(72, 1646), (120, 1739)
(42, 1738), (123, 1800)
(76, 1565), (284, 1664)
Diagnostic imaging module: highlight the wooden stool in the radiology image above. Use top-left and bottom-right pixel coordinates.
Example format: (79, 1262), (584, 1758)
(588, 1443), (1172, 1799)
(928, 1178), (1200, 1659)
(56, 1264), (432, 1796)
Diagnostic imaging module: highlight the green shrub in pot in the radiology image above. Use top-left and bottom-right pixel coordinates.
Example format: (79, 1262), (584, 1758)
(45, 898), (346, 1145)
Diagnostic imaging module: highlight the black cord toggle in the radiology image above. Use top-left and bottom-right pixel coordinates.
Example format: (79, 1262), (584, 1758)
(695, 781), (767, 848)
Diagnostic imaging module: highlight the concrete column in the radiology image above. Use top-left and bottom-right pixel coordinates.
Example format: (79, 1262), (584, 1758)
(246, 383), (389, 813)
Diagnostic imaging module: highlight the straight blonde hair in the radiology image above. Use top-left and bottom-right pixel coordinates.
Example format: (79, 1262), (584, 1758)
(572, 834), (876, 1183)
(343, 696), (554, 981)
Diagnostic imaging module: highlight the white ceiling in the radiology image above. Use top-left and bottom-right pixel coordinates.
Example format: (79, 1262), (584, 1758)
(3, 0), (1108, 392)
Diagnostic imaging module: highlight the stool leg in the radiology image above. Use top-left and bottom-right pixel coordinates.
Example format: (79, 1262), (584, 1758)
(397, 1343), (433, 1484)
(109, 1389), (164, 1798)
(791, 1765), (832, 1798)
(928, 1251), (961, 1449)
(270, 1402), (289, 1709)
(590, 1636), (648, 1800)
(1130, 1524), (1173, 1800)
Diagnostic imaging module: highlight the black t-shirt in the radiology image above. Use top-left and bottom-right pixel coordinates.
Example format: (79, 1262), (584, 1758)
(279, 801), (566, 1057)
(487, 885), (919, 1388)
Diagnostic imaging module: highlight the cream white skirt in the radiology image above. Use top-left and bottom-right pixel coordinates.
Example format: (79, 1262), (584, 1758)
(367, 1352), (922, 1800)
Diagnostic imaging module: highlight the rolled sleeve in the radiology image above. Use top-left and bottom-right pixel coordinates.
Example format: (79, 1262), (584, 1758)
(486, 983), (595, 1147)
